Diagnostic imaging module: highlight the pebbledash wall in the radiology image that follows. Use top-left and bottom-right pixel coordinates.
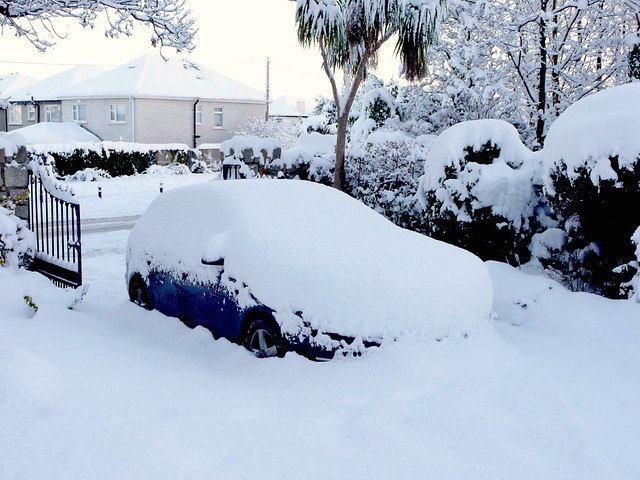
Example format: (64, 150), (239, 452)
(58, 98), (263, 146)
(0, 146), (30, 220)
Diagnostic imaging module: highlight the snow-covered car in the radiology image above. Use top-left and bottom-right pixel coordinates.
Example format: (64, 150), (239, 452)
(126, 180), (493, 360)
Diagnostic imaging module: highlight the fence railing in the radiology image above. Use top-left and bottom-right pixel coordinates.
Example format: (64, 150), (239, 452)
(27, 169), (82, 288)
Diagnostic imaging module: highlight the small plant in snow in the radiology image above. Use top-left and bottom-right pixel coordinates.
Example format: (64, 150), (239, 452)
(23, 295), (38, 313)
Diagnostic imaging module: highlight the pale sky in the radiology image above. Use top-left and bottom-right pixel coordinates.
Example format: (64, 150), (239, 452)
(0, 0), (400, 105)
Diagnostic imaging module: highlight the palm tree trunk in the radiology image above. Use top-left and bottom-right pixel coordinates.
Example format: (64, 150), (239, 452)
(334, 113), (349, 190)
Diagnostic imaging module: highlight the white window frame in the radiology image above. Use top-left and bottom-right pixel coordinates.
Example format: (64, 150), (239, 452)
(109, 103), (126, 123)
(45, 105), (61, 122)
(72, 103), (87, 123)
(196, 105), (203, 125)
(213, 106), (224, 128)
(27, 105), (36, 122)
(8, 105), (22, 125)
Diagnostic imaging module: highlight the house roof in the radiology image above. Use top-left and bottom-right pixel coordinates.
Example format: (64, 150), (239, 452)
(8, 65), (105, 102)
(0, 73), (38, 99)
(269, 96), (309, 117)
(59, 54), (265, 104)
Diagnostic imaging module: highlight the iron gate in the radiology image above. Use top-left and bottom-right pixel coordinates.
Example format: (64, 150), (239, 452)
(27, 170), (82, 288)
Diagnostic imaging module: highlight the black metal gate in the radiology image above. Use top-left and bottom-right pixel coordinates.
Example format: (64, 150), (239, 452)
(27, 170), (82, 288)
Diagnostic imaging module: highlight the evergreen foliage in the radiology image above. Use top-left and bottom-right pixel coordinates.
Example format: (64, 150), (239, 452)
(46, 148), (191, 177)
(544, 160), (640, 298)
(420, 140), (538, 264)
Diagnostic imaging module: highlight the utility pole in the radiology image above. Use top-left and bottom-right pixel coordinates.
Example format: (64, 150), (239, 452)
(265, 56), (270, 122)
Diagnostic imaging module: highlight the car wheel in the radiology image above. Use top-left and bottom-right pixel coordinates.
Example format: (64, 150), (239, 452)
(244, 318), (285, 358)
(129, 274), (152, 310)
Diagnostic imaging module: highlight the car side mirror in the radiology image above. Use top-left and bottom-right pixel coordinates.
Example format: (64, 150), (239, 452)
(202, 257), (224, 267)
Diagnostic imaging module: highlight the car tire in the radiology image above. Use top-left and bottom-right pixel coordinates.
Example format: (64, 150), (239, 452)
(128, 274), (152, 310)
(244, 318), (285, 358)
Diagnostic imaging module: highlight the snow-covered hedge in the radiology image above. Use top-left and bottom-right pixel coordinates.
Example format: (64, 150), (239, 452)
(41, 143), (194, 178)
(418, 119), (541, 264)
(541, 83), (640, 299)
(0, 195), (35, 268)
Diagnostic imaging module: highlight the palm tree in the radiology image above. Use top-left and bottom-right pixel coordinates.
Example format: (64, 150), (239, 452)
(296, 0), (445, 190)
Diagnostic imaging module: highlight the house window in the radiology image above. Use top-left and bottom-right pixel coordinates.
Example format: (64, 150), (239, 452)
(27, 105), (36, 122)
(213, 106), (224, 128)
(72, 103), (87, 123)
(45, 105), (61, 122)
(196, 105), (203, 125)
(8, 105), (22, 125)
(109, 103), (126, 123)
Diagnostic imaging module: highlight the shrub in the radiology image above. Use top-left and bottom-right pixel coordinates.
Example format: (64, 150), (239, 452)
(540, 83), (640, 298)
(543, 161), (640, 298)
(417, 120), (540, 264)
(346, 131), (431, 231)
(50, 149), (157, 177)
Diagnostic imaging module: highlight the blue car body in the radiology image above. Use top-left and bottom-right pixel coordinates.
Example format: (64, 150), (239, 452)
(136, 270), (355, 360)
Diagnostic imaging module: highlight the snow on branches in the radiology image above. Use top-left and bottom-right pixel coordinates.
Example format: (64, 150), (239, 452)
(0, 0), (195, 53)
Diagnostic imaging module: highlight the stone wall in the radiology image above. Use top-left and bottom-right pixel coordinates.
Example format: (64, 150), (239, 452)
(0, 146), (30, 220)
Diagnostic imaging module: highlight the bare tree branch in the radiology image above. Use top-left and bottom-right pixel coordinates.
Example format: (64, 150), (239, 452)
(0, 0), (196, 52)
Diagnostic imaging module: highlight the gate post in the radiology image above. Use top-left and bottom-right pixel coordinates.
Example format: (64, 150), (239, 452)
(0, 146), (30, 220)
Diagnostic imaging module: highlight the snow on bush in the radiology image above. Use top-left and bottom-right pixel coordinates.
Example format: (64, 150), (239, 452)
(347, 130), (433, 231)
(0, 197), (35, 268)
(542, 83), (640, 299)
(276, 132), (335, 184)
(418, 119), (540, 264)
(66, 168), (112, 182)
(127, 180), (493, 348)
(302, 97), (337, 135)
(543, 83), (640, 191)
(144, 163), (191, 176)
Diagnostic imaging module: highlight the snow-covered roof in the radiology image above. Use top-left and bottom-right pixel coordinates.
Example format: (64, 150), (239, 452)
(269, 96), (309, 117)
(543, 82), (640, 191)
(0, 73), (38, 99)
(59, 54), (265, 104)
(127, 180), (493, 342)
(8, 65), (105, 102)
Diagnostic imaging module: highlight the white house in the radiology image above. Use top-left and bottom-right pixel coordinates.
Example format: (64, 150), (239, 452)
(2, 55), (267, 148)
(4, 66), (104, 132)
(0, 73), (38, 132)
(57, 55), (266, 147)
(269, 96), (309, 124)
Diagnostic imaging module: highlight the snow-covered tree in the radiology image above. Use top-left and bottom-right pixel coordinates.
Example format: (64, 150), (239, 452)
(628, 0), (640, 79)
(411, 0), (637, 147)
(0, 0), (195, 52)
(295, 0), (446, 190)
(495, 0), (635, 147)
(236, 117), (301, 149)
(421, 0), (515, 129)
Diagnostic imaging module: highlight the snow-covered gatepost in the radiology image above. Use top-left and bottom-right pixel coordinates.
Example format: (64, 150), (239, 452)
(0, 146), (30, 220)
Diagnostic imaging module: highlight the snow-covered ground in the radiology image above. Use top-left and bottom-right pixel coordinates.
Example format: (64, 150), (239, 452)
(1, 172), (639, 479)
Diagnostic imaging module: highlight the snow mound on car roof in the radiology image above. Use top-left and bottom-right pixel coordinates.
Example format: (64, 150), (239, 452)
(127, 180), (493, 341)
